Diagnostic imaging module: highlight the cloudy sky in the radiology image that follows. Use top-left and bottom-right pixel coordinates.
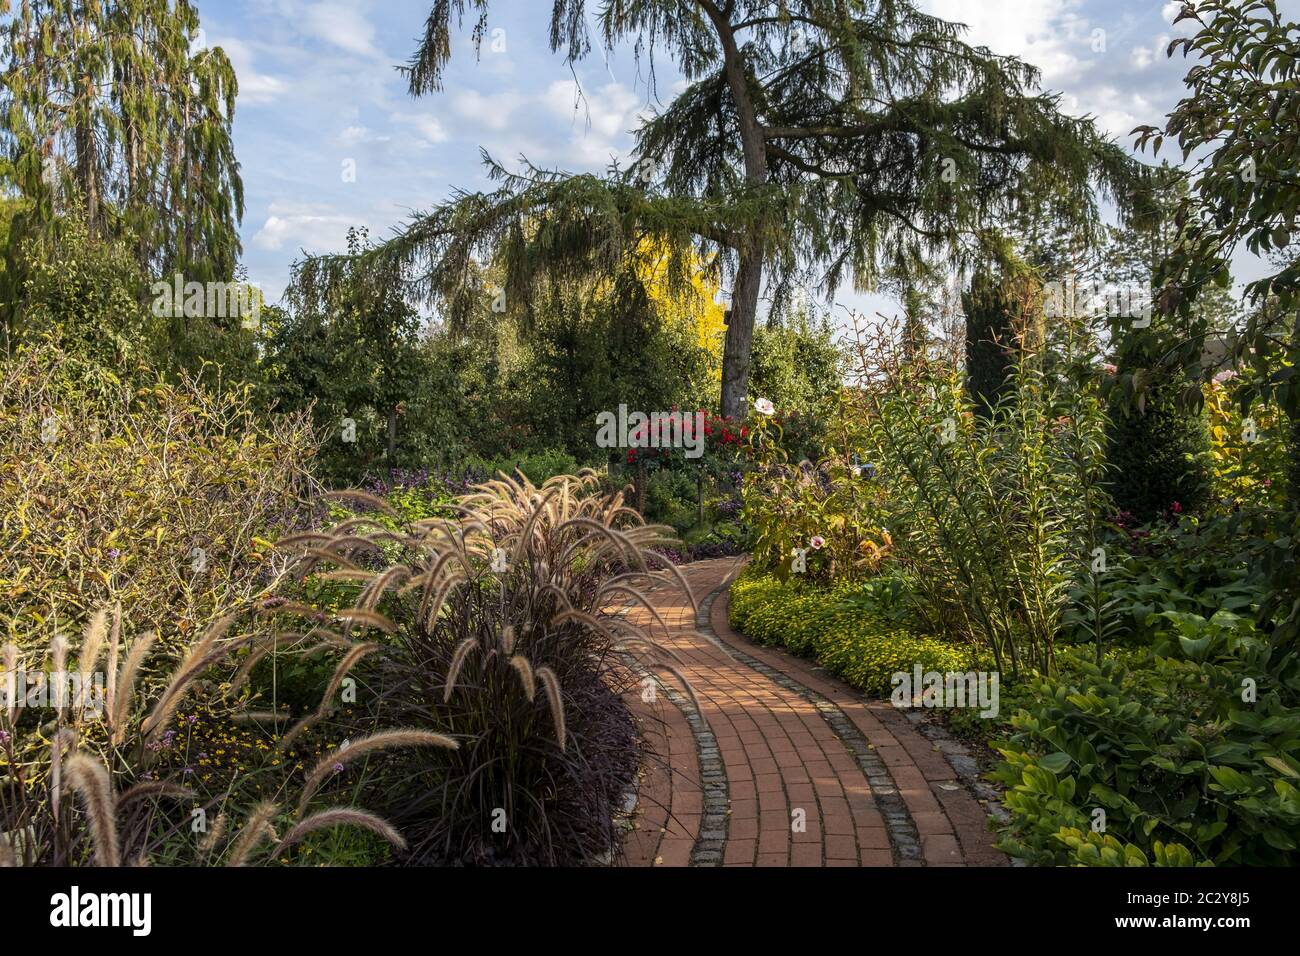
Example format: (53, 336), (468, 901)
(201, 0), (1298, 318)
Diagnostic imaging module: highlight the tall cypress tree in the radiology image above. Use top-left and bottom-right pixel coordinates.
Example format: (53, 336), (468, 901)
(1098, 175), (1214, 521)
(963, 268), (1017, 417)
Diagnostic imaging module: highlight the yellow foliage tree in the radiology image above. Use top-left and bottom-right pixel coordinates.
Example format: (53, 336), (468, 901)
(632, 238), (727, 386)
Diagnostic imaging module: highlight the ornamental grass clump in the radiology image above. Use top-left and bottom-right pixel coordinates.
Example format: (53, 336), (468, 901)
(0, 606), (429, 867)
(275, 470), (696, 865)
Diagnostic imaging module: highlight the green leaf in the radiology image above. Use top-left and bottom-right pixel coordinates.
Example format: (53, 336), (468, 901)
(1262, 755), (1300, 778)
(1039, 752), (1072, 773)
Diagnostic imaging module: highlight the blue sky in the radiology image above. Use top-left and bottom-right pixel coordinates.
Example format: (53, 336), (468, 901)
(200, 0), (1299, 320)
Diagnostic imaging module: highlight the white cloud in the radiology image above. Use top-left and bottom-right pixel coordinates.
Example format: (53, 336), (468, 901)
(252, 202), (357, 252)
(212, 36), (287, 105)
(536, 80), (648, 167)
(544, 81), (642, 139)
(428, 78), (648, 172)
(384, 111), (449, 146)
(299, 2), (382, 59)
(916, 0), (1197, 140)
(918, 0), (1087, 84)
(449, 90), (526, 132)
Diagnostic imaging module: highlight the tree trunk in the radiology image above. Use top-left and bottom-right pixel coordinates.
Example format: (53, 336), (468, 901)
(705, 2), (767, 421)
(721, 249), (762, 418)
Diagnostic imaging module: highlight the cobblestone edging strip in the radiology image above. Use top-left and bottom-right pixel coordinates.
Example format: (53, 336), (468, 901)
(695, 587), (922, 865)
(903, 711), (1023, 866)
(668, 678), (729, 866)
(612, 609), (731, 864)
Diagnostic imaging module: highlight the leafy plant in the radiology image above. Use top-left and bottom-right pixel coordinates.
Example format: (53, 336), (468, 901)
(1063, 511), (1273, 647)
(1205, 373), (1288, 511)
(848, 313), (1111, 676)
(992, 633), (1300, 867)
(742, 398), (890, 584)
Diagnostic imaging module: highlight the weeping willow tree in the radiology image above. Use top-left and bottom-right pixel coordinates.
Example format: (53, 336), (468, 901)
(0, 0), (244, 294)
(298, 0), (1146, 419)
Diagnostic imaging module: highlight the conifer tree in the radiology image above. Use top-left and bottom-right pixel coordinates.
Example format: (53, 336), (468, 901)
(305, 0), (1144, 418)
(0, 0), (244, 286)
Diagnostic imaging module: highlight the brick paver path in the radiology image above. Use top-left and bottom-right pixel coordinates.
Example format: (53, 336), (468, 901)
(618, 556), (1007, 867)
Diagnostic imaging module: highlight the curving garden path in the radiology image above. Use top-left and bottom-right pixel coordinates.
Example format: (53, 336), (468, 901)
(615, 557), (1008, 867)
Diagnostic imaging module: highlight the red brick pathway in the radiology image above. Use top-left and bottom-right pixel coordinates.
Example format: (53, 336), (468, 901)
(618, 557), (1007, 868)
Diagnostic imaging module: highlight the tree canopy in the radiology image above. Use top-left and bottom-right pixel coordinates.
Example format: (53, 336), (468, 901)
(0, 0), (244, 290)
(297, 0), (1152, 418)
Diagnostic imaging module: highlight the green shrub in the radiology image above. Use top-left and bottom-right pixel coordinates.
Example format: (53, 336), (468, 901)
(814, 609), (974, 695)
(1205, 372), (1288, 512)
(0, 345), (316, 656)
(462, 447), (582, 487)
(512, 447), (581, 485)
(730, 570), (972, 695)
(992, 630), (1300, 867)
(643, 468), (701, 531)
(748, 314), (844, 435)
(8, 217), (263, 387)
(1061, 511), (1270, 647)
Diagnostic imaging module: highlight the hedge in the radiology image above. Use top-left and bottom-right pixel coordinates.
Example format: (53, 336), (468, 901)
(728, 571), (972, 695)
